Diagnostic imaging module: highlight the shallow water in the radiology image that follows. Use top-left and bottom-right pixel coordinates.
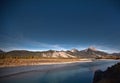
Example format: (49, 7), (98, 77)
(0, 60), (119, 83)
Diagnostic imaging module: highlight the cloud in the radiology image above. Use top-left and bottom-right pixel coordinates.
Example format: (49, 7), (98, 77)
(27, 40), (67, 51)
(0, 35), (67, 51)
(93, 44), (120, 53)
(0, 34), (120, 52)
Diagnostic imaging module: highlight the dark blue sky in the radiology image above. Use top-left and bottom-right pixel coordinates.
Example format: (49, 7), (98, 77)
(0, 0), (120, 53)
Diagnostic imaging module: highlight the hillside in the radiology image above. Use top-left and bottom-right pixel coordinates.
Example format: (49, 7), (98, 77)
(0, 47), (120, 59)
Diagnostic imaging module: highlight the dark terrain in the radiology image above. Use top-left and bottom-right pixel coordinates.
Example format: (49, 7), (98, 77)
(93, 62), (120, 83)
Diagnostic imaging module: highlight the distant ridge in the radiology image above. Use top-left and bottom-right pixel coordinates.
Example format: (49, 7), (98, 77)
(0, 47), (120, 59)
(0, 49), (4, 53)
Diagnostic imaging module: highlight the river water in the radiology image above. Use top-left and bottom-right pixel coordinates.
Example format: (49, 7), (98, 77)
(0, 60), (119, 83)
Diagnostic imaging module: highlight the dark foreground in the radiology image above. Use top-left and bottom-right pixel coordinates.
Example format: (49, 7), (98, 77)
(93, 62), (120, 83)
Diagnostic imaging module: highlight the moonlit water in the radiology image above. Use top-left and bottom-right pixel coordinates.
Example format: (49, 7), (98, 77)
(0, 60), (119, 83)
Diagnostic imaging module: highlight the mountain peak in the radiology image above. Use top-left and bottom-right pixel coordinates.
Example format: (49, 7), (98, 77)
(87, 46), (97, 51)
(70, 48), (79, 52)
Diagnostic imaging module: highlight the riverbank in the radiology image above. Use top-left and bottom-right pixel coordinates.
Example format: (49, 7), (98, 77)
(0, 58), (92, 68)
(0, 59), (92, 78)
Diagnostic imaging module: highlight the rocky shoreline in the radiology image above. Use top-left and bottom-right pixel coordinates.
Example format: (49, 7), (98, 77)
(93, 62), (120, 83)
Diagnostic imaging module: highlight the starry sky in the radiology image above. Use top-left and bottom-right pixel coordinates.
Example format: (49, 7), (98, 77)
(0, 0), (120, 53)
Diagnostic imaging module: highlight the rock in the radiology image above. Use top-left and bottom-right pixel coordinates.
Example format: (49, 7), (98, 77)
(93, 63), (120, 83)
(93, 70), (103, 83)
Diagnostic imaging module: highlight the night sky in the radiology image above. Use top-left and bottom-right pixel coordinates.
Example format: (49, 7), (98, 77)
(0, 0), (120, 53)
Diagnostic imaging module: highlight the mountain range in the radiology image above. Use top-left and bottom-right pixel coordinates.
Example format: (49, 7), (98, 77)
(0, 47), (120, 59)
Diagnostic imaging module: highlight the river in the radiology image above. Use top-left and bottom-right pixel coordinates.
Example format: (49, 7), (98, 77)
(0, 60), (119, 83)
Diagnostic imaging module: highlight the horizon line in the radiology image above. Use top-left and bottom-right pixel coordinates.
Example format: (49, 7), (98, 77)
(1, 47), (120, 54)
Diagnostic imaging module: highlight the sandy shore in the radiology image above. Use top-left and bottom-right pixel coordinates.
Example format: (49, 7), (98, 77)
(0, 59), (92, 78)
(0, 58), (92, 68)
